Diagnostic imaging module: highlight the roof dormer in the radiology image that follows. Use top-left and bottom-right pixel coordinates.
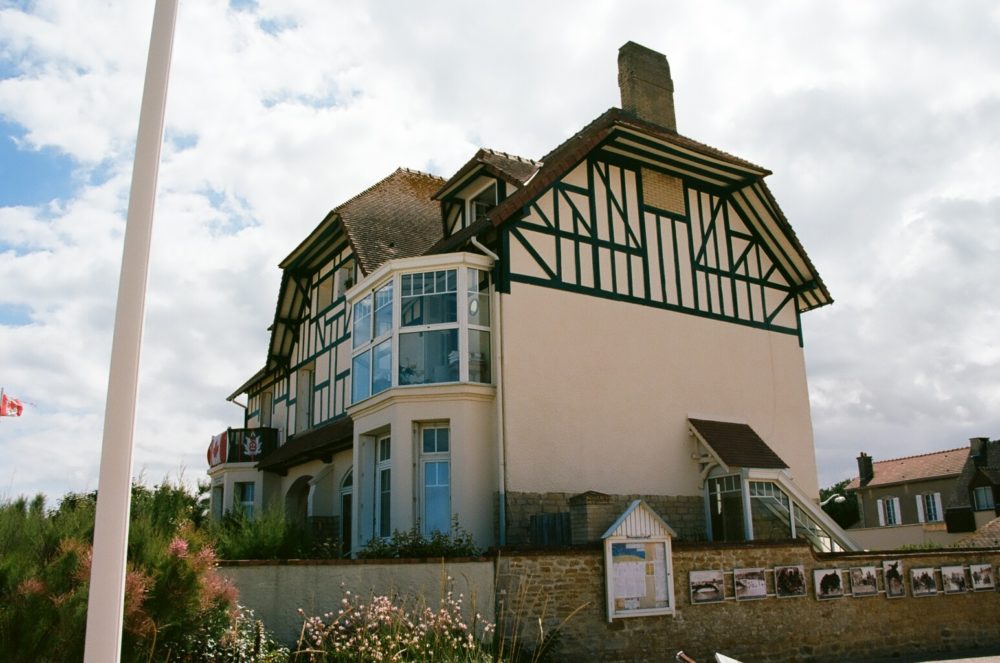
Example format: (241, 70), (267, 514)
(434, 148), (540, 236)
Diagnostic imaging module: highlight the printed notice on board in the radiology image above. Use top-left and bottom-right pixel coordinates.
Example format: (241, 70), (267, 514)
(611, 542), (670, 610)
(611, 543), (647, 599)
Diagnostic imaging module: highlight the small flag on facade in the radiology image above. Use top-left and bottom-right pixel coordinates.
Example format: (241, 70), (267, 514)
(208, 430), (228, 466)
(1, 392), (24, 417)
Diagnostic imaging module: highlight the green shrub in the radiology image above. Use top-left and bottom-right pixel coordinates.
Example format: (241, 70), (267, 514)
(0, 482), (286, 662)
(357, 520), (480, 560)
(208, 502), (339, 560)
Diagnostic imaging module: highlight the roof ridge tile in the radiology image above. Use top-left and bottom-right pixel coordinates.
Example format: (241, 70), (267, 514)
(871, 447), (968, 465)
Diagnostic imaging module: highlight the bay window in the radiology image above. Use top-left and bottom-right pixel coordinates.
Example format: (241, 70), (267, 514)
(350, 261), (492, 404)
(352, 281), (393, 403)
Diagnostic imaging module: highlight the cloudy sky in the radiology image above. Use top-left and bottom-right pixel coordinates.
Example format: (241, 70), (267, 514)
(1, 0), (998, 501)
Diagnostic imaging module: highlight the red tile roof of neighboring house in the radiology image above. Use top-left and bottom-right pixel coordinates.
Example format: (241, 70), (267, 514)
(957, 516), (1000, 548)
(845, 447), (968, 491)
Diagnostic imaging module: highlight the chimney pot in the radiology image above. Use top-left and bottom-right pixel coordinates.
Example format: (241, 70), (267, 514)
(970, 437), (989, 464)
(618, 41), (677, 131)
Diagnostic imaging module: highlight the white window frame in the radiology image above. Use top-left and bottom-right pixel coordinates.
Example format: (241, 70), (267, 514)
(398, 269), (460, 386)
(418, 423), (451, 535)
(351, 281), (394, 403)
(375, 435), (392, 538)
(877, 497), (901, 526)
(349, 263), (492, 404)
(334, 261), (354, 299)
(917, 492), (943, 523)
(340, 469), (353, 556)
(468, 180), (498, 224)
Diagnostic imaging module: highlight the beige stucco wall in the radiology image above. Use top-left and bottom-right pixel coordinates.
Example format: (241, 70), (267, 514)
(221, 559), (494, 646)
(847, 523), (968, 550)
(500, 282), (819, 501)
(348, 384), (497, 551)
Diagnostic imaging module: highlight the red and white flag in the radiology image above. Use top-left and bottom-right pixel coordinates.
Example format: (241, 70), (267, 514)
(1, 393), (24, 417)
(208, 430), (228, 466)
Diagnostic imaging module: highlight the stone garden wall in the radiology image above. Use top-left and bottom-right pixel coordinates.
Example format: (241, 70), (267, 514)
(222, 542), (1000, 661)
(495, 541), (1000, 662)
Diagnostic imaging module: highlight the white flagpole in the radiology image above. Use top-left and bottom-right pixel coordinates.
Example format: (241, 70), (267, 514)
(83, 1), (178, 661)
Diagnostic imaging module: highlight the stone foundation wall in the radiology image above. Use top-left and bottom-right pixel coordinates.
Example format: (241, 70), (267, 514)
(505, 491), (705, 545)
(496, 542), (1000, 662)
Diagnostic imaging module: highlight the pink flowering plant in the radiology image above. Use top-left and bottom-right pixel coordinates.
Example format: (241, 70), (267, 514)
(0, 482), (286, 662)
(294, 589), (497, 662)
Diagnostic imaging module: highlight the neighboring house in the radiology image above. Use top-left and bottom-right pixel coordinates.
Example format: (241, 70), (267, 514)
(844, 438), (1000, 549)
(207, 42), (856, 554)
(845, 449), (967, 528)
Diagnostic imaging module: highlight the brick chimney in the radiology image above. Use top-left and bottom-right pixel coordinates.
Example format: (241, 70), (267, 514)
(970, 437), (989, 465)
(857, 452), (874, 486)
(618, 41), (676, 131)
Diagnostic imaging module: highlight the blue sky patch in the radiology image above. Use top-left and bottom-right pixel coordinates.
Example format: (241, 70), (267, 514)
(0, 303), (32, 326)
(0, 119), (78, 206)
(262, 88), (341, 110)
(259, 16), (297, 35)
(166, 130), (198, 151)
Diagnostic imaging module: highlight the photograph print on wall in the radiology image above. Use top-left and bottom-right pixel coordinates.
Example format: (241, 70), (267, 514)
(813, 568), (844, 600)
(774, 565), (806, 598)
(883, 559), (905, 598)
(689, 570), (725, 604)
(970, 564), (995, 591)
(734, 568), (767, 601)
(941, 566), (968, 594)
(910, 567), (939, 597)
(850, 566), (878, 597)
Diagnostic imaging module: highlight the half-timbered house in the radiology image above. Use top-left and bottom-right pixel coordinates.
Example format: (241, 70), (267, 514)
(207, 42), (857, 554)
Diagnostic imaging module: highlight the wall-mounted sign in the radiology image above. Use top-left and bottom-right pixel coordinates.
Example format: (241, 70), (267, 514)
(602, 499), (676, 621)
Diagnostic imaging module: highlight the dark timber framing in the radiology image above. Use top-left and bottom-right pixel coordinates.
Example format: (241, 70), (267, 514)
(504, 153), (808, 343)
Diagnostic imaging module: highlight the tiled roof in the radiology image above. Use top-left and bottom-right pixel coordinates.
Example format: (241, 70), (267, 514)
(688, 419), (788, 470)
(432, 148), (539, 200)
(337, 168), (446, 275)
(957, 516), (1000, 548)
(844, 447), (968, 491)
(539, 108), (769, 174)
(477, 148), (539, 185)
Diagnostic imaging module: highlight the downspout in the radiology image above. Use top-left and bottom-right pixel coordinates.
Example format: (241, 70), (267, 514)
(471, 236), (507, 546)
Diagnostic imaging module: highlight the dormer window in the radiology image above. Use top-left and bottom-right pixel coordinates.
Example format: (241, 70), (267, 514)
(469, 182), (497, 223)
(334, 260), (355, 299)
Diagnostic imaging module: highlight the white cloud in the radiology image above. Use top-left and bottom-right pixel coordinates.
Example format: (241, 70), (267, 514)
(1, 0), (999, 500)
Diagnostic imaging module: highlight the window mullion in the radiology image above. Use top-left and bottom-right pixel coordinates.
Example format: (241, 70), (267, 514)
(458, 267), (468, 382)
(392, 273), (400, 389)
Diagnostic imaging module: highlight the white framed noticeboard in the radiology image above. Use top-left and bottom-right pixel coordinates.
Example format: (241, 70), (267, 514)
(602, 500), (676, 621)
